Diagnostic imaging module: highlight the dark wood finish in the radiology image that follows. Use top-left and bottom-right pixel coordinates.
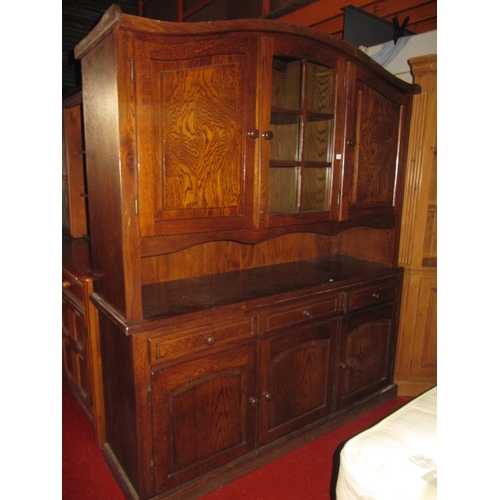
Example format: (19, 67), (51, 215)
(62, 236), (105, 448)
(73, 7), (417, 499)
(336, 294), (401, 409)
(63, 90), (88, 238)
(258, 318), (338, 443)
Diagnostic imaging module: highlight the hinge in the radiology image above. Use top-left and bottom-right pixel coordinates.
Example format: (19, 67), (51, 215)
(134, 196), (139, 216)
(130, 58), (134, 83)
(147, 386), (152, 407)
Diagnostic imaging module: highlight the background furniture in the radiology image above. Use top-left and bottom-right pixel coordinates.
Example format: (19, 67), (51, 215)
(62, 90), (105, 447)
(74, 5), (419, 499)
(395, 55), (437, 396)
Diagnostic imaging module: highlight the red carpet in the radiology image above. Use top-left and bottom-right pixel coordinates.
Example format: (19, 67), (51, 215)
(62, 384), (411, 500)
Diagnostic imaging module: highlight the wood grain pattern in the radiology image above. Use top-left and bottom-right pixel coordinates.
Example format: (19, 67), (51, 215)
(395, 55), (436, 396)
(160, 62), (242, 216)
(352, 82), (400, 207)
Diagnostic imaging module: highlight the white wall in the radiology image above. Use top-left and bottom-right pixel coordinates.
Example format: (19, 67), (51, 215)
(361, 30), (437, 83)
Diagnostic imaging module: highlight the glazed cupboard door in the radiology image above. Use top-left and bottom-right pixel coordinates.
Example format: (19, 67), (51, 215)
(150, 345), (257, 493)
(258, 319), (338, 444)
(336, 302), (398, 409)
(260, 39), (341, 227)
(339, 63), (411, 221)
(134, 36), (259, 237)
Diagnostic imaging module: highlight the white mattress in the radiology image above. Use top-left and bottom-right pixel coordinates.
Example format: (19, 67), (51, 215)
(335, 387), (437, 500)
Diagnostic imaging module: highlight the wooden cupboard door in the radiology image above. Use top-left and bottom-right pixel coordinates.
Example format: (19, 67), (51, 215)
(409, 276), (437, 380)
(336, 302), (398, 409)
(150, 345), (257, 493)
(62, 296), (92, 418)
(340, 64), (408, 221)
(134, 36), (258, 237)
(258, 319), (338, 444)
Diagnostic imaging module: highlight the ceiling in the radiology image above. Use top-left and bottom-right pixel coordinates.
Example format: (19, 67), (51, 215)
(62, 0), (138, 96)
(62, 1), (321, 96)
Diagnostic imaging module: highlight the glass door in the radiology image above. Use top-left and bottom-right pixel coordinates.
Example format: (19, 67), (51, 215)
(267, 56), (335, 221)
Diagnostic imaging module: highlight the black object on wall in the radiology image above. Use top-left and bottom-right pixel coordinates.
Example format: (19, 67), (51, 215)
(342, 6), (414, 47)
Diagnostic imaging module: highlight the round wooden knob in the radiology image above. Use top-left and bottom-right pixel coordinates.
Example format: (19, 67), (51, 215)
(247, 129), (259, 139)
(62, 281), (71, 288)
(249, 397), (259, 407)
(261, 130), (274, 140)
(347, 139), (356, 147)
(302, 310), (311, 318)
(340, 363), (349, 371)
(372, 292), (380, 299)
(263, 392), (273, 401)
(205, 336), (216, 346)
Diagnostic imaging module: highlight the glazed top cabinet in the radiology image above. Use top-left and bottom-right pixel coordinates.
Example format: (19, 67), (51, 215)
(74, 4), (418, 322)
(73, 7), (419, 499)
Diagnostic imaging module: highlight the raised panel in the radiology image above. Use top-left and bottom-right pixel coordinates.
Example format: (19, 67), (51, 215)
(151, 346), (256, 492)
(410, 277), (437, 377)
(351, 82), (400, 209)
(135, 37), (258, 237)
(337, 302), (397, 408)
(259, 320), (337, 443)
(341, 66), (409, 222)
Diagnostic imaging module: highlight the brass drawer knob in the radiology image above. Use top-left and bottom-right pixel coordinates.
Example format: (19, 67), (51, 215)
(205, 336), (216, 346)
(62, 281), (71, 288)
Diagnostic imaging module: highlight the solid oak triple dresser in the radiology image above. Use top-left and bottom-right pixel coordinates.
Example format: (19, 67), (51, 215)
(74, 5), (420, 500)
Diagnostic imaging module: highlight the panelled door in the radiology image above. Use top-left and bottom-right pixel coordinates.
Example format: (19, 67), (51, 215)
(134, 35), (259, 237)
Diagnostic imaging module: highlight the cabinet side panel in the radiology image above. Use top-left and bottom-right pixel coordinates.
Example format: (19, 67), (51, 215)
(81, 33), (126, 315)
(99, 312), (141, 492)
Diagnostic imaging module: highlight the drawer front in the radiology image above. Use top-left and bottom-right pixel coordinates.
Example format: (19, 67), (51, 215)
(262, 293), (341, 332)
(62, 270), (84, 305)
(341, 279), (399, 312)
(150, 316), (257, 364)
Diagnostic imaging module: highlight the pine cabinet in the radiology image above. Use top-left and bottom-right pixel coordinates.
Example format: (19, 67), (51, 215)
(74, 6), (418, 500)
(395, 55), (437, 396)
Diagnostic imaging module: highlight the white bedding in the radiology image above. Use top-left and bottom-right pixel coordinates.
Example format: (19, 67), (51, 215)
(335, 387), (437, 500)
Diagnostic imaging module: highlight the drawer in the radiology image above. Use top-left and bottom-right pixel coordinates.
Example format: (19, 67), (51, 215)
(149, 316), (257, 364)
(62, 270), (84, 305)
(341, 279), (399, 312)
(262, 292), (341, 332)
